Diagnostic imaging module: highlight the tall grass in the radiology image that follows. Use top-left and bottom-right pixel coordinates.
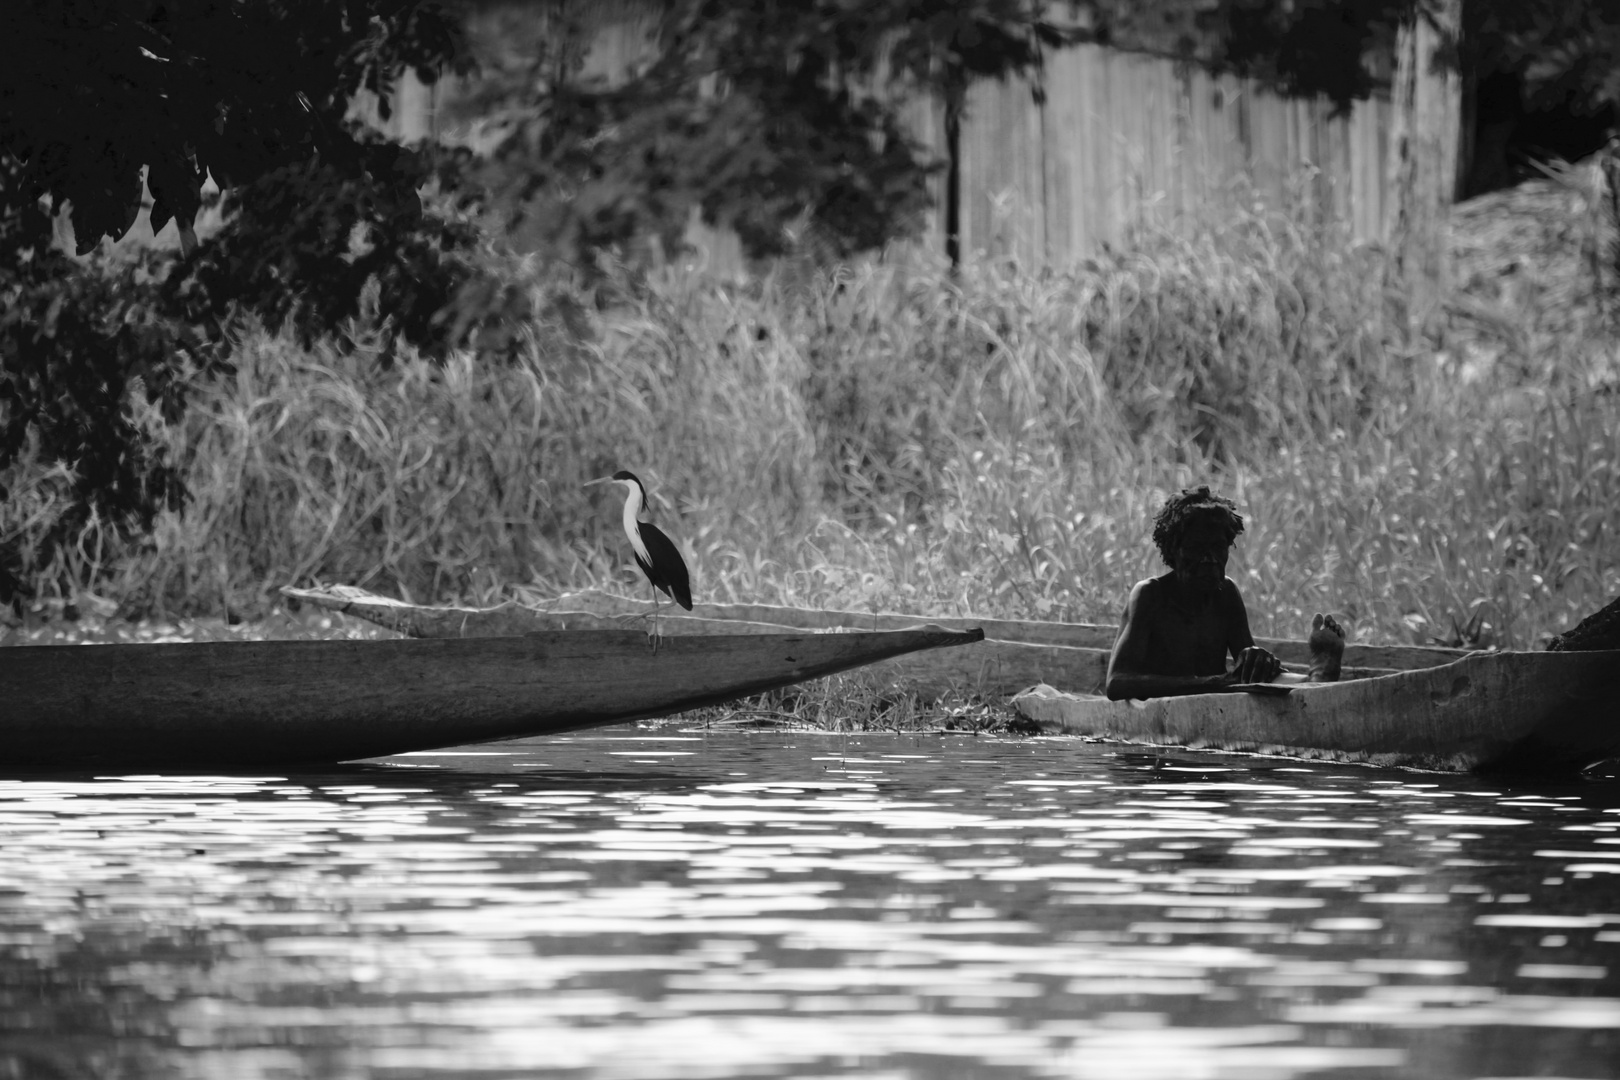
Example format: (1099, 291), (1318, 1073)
(5, 199), (1618, 648)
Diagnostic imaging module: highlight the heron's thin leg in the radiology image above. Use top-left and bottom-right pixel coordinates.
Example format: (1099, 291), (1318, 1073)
(647, 586), (662, 654)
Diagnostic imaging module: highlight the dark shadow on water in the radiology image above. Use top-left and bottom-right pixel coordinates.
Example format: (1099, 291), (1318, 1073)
(342, 762), (717, 794)
(1102, 746), (1620, 800)
(0, 763), (717, 797)
(1106, 748), (1376, 784)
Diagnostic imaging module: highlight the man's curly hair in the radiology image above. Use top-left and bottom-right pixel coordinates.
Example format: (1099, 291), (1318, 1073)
(1151, 486), (1244, 566)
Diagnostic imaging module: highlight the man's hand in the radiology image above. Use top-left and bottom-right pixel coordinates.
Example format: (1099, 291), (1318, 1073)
(1226, 646), (1283, 685)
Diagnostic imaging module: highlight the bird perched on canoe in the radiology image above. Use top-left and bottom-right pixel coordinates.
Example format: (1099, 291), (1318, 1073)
(584, 470), (692, 646)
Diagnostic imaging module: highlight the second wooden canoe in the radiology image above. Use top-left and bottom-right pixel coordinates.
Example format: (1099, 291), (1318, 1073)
(1011, 649), (1620, 773)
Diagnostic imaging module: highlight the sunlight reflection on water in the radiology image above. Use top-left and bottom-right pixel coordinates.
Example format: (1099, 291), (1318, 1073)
(0, 732), (1617, 1080)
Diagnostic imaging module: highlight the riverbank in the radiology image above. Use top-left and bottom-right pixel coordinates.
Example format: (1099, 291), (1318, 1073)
(4, 176), (1617, 650)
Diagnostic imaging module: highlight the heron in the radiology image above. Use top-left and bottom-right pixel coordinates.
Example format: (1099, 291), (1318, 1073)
(584, 470), (692, 647)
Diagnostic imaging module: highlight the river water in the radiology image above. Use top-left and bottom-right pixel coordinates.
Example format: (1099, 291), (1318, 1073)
(1, 729), (1617, 1080)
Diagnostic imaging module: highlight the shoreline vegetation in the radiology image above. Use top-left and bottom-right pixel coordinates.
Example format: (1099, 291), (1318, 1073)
(5, 174), (1619, 728)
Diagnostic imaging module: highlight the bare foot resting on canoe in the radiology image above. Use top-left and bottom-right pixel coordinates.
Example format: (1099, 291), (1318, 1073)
(1308, 612), (1344, 681)
(1272, 613), (1346, 686)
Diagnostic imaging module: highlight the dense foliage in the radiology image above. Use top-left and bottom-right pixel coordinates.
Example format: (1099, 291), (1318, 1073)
(0, 1), (487, 602)
(1, 1), (1085, 604)
(0, 154), (196, 604)
(456, 0), (1083, 272)
(7, 196), (1615, 648)
(1088, 0), (1620, 118)
(0, 0), (467, 253)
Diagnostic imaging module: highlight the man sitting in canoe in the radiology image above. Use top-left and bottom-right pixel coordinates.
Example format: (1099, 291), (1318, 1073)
(1105, 486), (1344, 700)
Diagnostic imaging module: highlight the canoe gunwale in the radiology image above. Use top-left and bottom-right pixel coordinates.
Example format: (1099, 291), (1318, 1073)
(279, 585), (1473, 671)
(1012, 648), (1620, 774)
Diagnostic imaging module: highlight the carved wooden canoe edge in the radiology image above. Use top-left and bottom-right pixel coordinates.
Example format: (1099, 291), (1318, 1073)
(1009, 651), (1620, 774)
(279, 583), (1473, 672)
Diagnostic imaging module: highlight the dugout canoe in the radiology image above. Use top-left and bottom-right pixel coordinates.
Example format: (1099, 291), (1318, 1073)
(1011, 649), (1620, 774)
(281, 586), (1620, 772)
(0, 625), (982, 770)
(281, 585), (1462, 699)
(286, 584), (1466, 666)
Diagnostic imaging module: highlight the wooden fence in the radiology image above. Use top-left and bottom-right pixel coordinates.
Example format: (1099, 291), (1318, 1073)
(948, 44), (1392, 266)
(373, 5), (1395, 274)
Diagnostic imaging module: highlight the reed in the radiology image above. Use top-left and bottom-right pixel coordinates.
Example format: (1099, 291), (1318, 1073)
(5, 198), (1617, 653)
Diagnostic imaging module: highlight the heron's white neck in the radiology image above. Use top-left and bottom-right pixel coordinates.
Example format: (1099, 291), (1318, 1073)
(620, 482), (650, 562)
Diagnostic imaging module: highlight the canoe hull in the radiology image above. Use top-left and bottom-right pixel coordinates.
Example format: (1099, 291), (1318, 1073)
(1, 627), (981, 770)
(1013, 649), (1620, 773)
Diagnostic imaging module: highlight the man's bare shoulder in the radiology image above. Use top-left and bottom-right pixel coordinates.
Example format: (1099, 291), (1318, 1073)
(1124, 576), (1170, 610)
(1216, 576), (1248, 608)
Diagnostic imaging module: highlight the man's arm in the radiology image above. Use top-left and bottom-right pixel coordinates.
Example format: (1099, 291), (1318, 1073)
(1105, 581), (1236, 701)
(1222, 581), (1283, 684)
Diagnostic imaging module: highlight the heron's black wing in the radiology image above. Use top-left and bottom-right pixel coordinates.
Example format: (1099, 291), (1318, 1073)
(636, 521), (693, 609)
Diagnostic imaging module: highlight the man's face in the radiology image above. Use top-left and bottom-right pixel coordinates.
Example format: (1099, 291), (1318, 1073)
(1170, 516), (1233, 594)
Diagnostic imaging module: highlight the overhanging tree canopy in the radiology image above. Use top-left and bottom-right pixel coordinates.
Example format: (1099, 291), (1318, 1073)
(455, 0), (1085, 270)
(0, 1), (472, 603)
(1088, 0), (1620, 122)
(0, 0), (467, 254)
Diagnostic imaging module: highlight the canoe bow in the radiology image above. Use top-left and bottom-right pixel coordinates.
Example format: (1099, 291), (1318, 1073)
(1, 626), (983, 770)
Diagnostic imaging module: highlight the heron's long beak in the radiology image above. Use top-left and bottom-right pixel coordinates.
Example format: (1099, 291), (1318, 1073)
(583, 476), (615, 488)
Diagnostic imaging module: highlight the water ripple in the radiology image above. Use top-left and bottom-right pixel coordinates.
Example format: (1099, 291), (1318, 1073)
(0, 734), (1616, 1079)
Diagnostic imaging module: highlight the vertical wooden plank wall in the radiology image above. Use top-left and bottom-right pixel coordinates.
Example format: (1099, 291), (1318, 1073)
(384, 15), (1392, 272)
(956, 43), (1390, 267)
(896, 92), (949, 259)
